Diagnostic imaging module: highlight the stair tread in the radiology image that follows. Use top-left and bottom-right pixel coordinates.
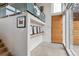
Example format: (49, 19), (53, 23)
(0, 40), (5, 48)
(0, 39), (12, 56)
(0, 47), (8, 54)
(0, 51), (10, 56)
(0, 46), (6, 49)
(0, 43), (3, 46)
(0, 40), (2, 42)
(0, 42), (3, 45)
(0, 43), (4, 47)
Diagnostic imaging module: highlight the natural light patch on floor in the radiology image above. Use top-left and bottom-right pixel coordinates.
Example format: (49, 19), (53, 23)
(31, 42), (67, 56)
(73, 45), (79, 56)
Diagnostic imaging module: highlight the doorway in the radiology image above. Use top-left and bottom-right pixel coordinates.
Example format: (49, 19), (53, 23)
(51, 15), (62, 44)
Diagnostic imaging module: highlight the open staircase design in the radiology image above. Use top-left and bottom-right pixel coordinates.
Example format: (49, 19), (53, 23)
(0, 39), (12, 56)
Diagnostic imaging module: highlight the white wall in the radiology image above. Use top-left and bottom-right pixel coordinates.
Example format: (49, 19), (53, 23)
(26, 13), (44, 55)
(30, 23), (43, 51)
(51, 4), (54, 14)
(0, 7), (6, 17)
(62, 14), (66, 46)
(64, 9), (72, 48)
(38, 3), (51, 43)
(62, 7), (70, 48)
(0, 13), (27, 56)
(62, 5), (75, 56)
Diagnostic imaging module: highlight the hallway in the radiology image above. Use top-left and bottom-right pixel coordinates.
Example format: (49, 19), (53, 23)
(31, 42), (67, 56)
(73, 45), (79, 56)
(0, 3), (79, 56)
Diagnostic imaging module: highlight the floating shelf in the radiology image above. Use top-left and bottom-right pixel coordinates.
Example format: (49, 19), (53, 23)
(30, 33), (44, 38)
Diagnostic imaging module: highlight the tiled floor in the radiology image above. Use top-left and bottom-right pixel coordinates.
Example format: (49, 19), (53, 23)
(31, 42), (67, 56)
(73, 45), (79, 56)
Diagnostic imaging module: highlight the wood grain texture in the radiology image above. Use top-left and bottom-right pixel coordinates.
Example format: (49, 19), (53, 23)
(73, 21), (79, 45)
(51, 15), (62, 43)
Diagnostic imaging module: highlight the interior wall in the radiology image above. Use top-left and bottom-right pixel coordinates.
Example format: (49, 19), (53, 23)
(0, 13), (27, 56)
(0, 7), (6, 17)
(30, 33), (43, 51)
(61, 4), (67, 48)
(51, 4), (54, 14)
(62, 13), (66, 45)
(27, 13), (44, 55)
(29, 20), (43, 52)
(38, 3), (51, 43)
(62, 4), (71, 47)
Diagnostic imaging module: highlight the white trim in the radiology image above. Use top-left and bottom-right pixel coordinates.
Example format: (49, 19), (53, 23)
(65, 47), (73, 56)
(70, 49), (77, 56)
(27, 12), (31, 56)
(69, 4), (77, 56)
(51, 12), (63, 16)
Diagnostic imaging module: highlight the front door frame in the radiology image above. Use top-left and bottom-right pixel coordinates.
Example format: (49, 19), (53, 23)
(51, 13), (63, 44)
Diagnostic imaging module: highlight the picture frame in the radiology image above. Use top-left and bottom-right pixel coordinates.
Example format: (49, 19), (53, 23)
(40, 27), (42, 33)
(32, 26), (35, 35)
(38, 26), (40, 33)
(40, 27), (44, 33)
(17, 16), (26, 28)
(39, 26), (41, 33)
(36, 26), (38, 34)
(30, 25), (33, 35)
(34, 26), (37, 34)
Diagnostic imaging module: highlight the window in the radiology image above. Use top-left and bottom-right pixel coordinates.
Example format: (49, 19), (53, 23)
(6, 9), (14, 15)
(6, 5), (15, 15)
(17, 9), (21, 13)
(53, 3), (61, 13)
(6, 5), (16, 12)
(6, 5), (21, 15)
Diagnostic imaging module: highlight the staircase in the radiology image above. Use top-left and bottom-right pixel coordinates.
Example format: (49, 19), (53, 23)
(0, 39), (12, 56)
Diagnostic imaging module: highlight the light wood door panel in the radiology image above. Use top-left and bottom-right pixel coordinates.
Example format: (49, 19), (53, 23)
(73, 21), (79, 45)
(73, 35), (79, 45)
(51, 15), (62, 43)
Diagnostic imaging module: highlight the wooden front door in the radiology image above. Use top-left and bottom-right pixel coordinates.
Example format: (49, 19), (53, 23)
(51, 15), (62, 43)
(73, 17), (79, 45)
(73, 20), (79, 45)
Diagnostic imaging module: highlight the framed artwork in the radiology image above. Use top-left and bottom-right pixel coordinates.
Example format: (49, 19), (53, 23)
(36, 26), (38, 34)
(17, 16), (26, 28)
(30, 25), (33, 35)
(38, 26), (40, 33)
(32, 26), (34, 34)
(40, 27), (44, 33)
(34, 26), (37, 34)
(40, 27), (42, 33)
(39, 26), (41, 33)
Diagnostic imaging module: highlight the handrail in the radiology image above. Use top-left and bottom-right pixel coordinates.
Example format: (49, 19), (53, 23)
(0, 3), (45, 22)
(0, 12), (22, 18)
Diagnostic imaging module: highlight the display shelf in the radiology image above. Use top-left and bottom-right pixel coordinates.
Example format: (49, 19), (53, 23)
(30, 33), (44, 38)
(27, 11), (45, 56)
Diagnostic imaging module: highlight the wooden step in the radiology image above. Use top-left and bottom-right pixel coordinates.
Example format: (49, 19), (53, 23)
(7, 52), (12, 56)
(0, 47), (8, 54)
(0, 40), (2, 43)
(0, 51), (10, 56)
(0, 43), (4, 48)
(0, 39), (12, 56)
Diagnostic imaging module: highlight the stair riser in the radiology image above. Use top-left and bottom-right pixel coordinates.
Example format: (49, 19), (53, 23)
(0, 40), (2, 43)
(0, 47), (8, 54)
(0, 43), (4, 48)
(1, 52), (10, 56)
(0, 39), (12, 56)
